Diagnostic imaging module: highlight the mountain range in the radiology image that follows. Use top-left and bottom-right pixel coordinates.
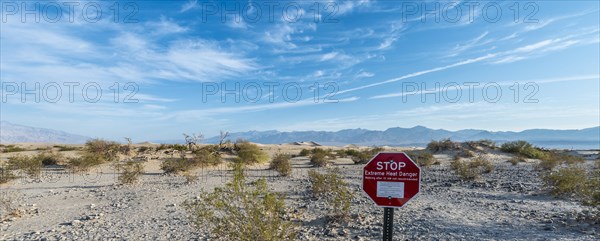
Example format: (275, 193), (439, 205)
(0, 121), (89, 144)
(1, 121), (598, 149)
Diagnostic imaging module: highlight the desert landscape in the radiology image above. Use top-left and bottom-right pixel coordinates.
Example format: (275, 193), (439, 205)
(1, 139), (598, 240)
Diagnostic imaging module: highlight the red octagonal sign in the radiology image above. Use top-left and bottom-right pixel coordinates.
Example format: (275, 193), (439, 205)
(362, 152), (421, 208)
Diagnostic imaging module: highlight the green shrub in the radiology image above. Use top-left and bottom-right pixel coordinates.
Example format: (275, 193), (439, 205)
(193, 145), (222, 166)
(500, 141), (549, 159)
(458, 149), (475, 158)
(8, 155), (42, 178)
(307, 169), (354, 221)
(470, 157), (494, 173)
(270, 153), (292, 177)
(235, 140), (269, 165)
(543, 167), (599, 206)
(345, 147), (384, 164)
(184, 162), (297, 240)
(406, 151), (437, 167)
(466, 139), (496, 149)
(298, 149), (310, 156)
(161, 158), (196, 174)
(137, 146), (153, 153)
(427, 139), (457, 152)
(1, 145), (27, 153)
(537, 152), (584, 171)
(116, 161), (144, 185)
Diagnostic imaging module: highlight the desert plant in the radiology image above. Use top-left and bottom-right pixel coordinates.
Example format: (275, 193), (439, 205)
(184, 162), (297, 240)
(8, 155), (42, 178)
(307, 169), (354, 221)
(310, 151), (329, 167)
(427, 139), (457, 152)
(543, 167), (599, 206)
(54, 145), (79, 152)
(235, 140), (269, 165)
(500, 141), (549, 160)
(116, 161), (143, 185)
(183, 133), (203, 151)
(183, 171), (198, 184)
(508, 156), (526, 166)
(458, 149), (475, 158)
(0, 166), (16, 184)
(0, 191), (22, 221)
(298, 149), (311, 156)
(83, 139), (120, 163)
(470, 157), (494, 173)
(1, 145), (27, 153)
(270, 153), (292, 176)
(37, 150), (65, 166)
(161, 158), (196, 174)
(450, 158), (479, 180)
(193, 145), (222, 166)
(345, 147), (384, 164)
(406, 151), (437, 167)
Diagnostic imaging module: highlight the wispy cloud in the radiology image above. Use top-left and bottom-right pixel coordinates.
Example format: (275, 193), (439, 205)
(180, 0), (198, 13)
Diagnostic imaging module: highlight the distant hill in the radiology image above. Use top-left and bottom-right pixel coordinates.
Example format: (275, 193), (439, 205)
(204, 126), (600, 149)
(0, 121), (90, 144)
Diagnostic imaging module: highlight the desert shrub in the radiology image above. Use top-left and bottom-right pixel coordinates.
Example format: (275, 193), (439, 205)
(194, 145), (222, 166)
(536, 152), (584, 170)
(508, 156), (526, 166)
(66, 153), (105, 172)
(450, 158), (479, 180)
(466, 139), (496, 149)
(8, 155), (42, 178)
(37, 150), (65, 166)
(406, 151), (437, 167)
(172, 144), (188, 152)
(543, 167), (600, 206)
(345, 147), (384, 164)
(184, 162), (296, 240)
(427, 139), (457, 152)
(0, 166), (16, 184)
(450, 157), (493, 180)
(1, 145), (27, 153)
(596, 158), (600, 169)
(183, 171), (198, 184)
(307, 169), (354, 221)
(298, 149), (310, 156)
(54, 145), (79, 152)
(500, 141), (549, 159)
(310, 151), (329, 167)
(137, 146), (153, 153)
(458, 149), (475, 158)
(470, 157), (494, 173)
(0, 191), (22, 220)
(161, 158), (196, 174)
(84, 139), (120, 163)
(116, 161), (143, 185)
(235, 140), (269, 165)
(270, 153), (292, 177)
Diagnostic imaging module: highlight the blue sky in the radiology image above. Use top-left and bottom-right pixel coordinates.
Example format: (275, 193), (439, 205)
(1, 0), (599, 141)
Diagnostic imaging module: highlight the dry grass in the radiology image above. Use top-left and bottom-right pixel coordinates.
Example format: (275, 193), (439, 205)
(116, 161), (144, 185)
(543, 167), (599, 206)
(427, 139), (458, 152)
(406, 151), (437, 168)
(450, 157), (494, 180)
(235, 140), (269, 165)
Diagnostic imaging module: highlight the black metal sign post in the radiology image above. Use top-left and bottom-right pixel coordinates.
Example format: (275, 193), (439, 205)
(383, 207), (394, 241)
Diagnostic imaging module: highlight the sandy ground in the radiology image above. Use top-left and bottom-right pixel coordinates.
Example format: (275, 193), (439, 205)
(0, 143), (598, 240)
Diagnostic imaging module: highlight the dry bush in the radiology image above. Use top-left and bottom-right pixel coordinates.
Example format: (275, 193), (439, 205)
(193, 145), (222, 166)
(406, 151), (437, 167)
(270, 153), (292, 177)
(0, 191), (22, 221)
(500, 141), (549, 159)
(508, 156), (526, 166)
(0, 166), (17, 184)
(543, 167), (599, 206)
(183, 171), (198, 184)
(450, 157), (493, 180)
(458, 149), (475, 158)
(345, 147), (384, 164)
(116, 161), (144, 185)
(235, 140), (269, 165)
(8, 155), (42, 178)
(466, 139), (496, 149)
(161, 158), (196, 174)
(427, 139), (457, 152)
(537, 152), (585, 171)
(37, 150), (65, 166)
(54, 145), (79, 152)
(1, 145), (27, 153)
(308, 169), (354, 222)
(184, 162), (296, 240)
(84, 139), (120, 162)
(310, 151), (329, 167)
(298, 149), (311, 156)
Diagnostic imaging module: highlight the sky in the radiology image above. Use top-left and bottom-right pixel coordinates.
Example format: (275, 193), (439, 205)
(0, 0), (599, 141)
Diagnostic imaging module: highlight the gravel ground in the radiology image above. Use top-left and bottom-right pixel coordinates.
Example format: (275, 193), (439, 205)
(1, 146), (598, 241)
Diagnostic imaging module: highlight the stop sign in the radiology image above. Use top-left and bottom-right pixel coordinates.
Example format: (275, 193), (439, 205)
(362, 152), (421, 208)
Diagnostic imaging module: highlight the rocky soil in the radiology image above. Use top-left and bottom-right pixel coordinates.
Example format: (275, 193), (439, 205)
(1, 145), (599, 240)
